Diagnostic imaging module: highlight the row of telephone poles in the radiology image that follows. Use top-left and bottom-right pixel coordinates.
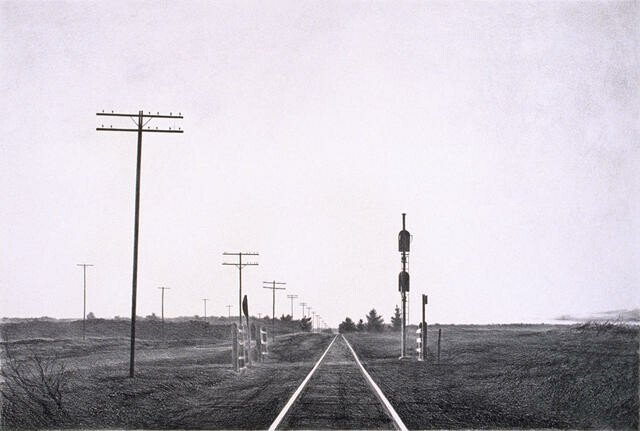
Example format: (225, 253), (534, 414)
(93, 109), (326, 378)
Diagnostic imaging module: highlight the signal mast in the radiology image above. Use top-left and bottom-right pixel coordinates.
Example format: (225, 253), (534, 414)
(399, 213), (412, 359)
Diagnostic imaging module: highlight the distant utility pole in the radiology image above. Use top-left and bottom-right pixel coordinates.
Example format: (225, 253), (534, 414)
(158, 287), (170, 341)
(97, 109), (183, 378)
(226, 304), (232, 319)
(312, 311), (316, 332)
(202, 298), (209, 322)
(287, 294), (298, 334)
(263, 281), (286, 341)
(300, 302), (307, 317)
(223, 252), (259, 326)
(76, 263), (93, 340)
(287, 294), (298, 318)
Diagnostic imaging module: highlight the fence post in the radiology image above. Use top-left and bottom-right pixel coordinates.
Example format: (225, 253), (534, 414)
(256, 324), (262, 362)
(437, 328), (441, 364)
(232, 323), (238, 372)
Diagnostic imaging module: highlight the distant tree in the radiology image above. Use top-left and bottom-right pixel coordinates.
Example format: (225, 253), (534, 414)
(338, 317), (357, 333)
(391, 305), (402, 331)
(366, 309), (384, 332)
(356, 319), (365, 331)
(146, 313), (157, 321)
(300, 316), (312, 332)
(280, 314), (293, 322)
(86, 312), (96, 320)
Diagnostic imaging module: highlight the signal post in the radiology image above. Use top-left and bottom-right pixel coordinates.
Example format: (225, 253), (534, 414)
(398, 213), (411, 359)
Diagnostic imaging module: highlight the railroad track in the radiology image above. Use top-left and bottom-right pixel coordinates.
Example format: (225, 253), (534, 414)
(269, 334), (408, 430)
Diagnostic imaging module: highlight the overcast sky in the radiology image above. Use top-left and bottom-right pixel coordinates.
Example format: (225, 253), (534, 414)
(1, 1), (638, 325)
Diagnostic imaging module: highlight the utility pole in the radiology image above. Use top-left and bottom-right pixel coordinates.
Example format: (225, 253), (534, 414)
(300, 302), (307, 317)
(263, 281), (286, 341)
(223, 252), (259, 326)
(158, 287), (170, 341)
(226, 304), (232, 319)
(97, 109), (183, 378)
(287, 294), (298, 318)
(311, 311), (316, 332)
(202, 298), (209, 322)
(76, 263), (93, 340)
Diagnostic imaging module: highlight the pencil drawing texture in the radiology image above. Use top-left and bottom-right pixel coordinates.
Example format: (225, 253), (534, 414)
(1, 0), (638, 429)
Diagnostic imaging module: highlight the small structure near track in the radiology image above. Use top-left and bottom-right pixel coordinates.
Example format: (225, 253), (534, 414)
(257, 326), (269, 360)
(232, 323), (248, 371)
(232, 323), (269, 370)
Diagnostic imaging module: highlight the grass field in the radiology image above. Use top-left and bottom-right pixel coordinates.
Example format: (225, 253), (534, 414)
(1, 321), (333, 430)
(345, 323), (639, 430)
(3, 320), (637, 430)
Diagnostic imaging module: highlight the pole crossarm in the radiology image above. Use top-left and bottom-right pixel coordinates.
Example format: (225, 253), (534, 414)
(97, 112), (184, 119)
(96, 128), (183, 133)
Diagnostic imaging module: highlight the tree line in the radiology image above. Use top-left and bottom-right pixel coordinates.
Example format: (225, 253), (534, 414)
(338, 305), (402, 333)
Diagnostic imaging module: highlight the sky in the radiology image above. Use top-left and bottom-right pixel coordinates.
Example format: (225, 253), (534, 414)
(1, 1), (638, 326)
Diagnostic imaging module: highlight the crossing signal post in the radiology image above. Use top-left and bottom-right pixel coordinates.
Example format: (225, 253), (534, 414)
(398, 213), (412, 359)
(419, 294), (427, 361)
(96, 109), (183, 378)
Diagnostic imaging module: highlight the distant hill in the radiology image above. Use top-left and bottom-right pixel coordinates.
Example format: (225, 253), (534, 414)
(557, 309), (640, 322)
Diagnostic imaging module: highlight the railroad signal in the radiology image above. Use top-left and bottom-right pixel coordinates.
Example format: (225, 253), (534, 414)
(398, 213), (412, 359)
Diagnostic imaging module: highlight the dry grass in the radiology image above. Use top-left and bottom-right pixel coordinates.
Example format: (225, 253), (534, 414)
(1, 329), (333, 430)
(346, 324), (639, 429)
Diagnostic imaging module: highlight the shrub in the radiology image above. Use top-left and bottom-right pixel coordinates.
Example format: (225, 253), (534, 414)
(0, 342), (69, 428)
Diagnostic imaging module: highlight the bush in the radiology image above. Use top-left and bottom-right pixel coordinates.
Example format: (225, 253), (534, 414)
(1, 342), (69, 428)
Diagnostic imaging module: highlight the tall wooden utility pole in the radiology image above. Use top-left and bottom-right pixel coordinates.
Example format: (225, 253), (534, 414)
(158, 287), (170, 341)
(263, 281), (286, 341)
(223, 252), (259, 326)
(96, 109), (183, 378)
(226, 304), (232, 319)
(76, 263), (93, 340)
(300, 302), (307, 317)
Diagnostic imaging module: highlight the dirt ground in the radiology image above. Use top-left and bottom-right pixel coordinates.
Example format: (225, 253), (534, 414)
(345, 323), (639, 430)
(1, 329), (333, 430)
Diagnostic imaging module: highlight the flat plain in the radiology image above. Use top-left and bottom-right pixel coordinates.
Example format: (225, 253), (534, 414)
(1, 320), (637, 429)
(346, 323), (639, 430)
